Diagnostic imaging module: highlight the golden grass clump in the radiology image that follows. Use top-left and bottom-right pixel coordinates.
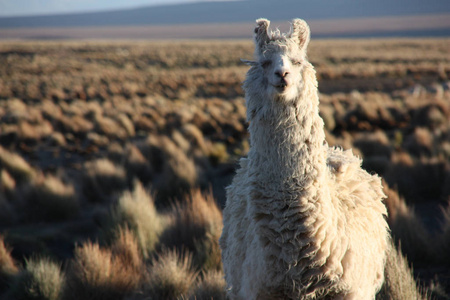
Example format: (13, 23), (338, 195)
(143, 135), (198, 203)
(17, 120), (53, 143)
(9, 257), (65, 300)
(1, 169), (15, 193)
(0, 146), (36, 184)
(383, 182), (431, 263)
(109, 181), (164, 258)
(189, 270), (226, 300)
(83, 158), (128, 202)
(111, 227), (143, 274)
(94, 114), (128, 140)
(66, 241), (140, 300)
(161, 189), (223, 271)
(123, 144), (153, 184)
(403, 127), (434, 157)
(25, 174), (79, 222)
(138, 249), (197, 300)
(376, 241), (424, 300)
(0, 236), (18, 292)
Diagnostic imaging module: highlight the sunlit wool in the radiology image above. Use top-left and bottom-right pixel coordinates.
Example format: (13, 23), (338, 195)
(220, 18), (389, 299)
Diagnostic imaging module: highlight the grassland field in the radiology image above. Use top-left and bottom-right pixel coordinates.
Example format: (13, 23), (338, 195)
(0, 38), (449, 299)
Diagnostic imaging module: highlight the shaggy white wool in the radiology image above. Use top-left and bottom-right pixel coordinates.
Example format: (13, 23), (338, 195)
(220, 18), (389, 300)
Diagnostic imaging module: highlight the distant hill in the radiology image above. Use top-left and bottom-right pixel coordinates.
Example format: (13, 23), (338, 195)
(1, 0), (449, 28)
(0, 0), (449, 39)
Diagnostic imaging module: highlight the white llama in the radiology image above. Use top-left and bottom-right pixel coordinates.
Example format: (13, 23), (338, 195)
(219, 18), (389, 299)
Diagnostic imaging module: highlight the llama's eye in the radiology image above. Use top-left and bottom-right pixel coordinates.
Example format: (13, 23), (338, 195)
(292, 60), (302, 66)
(261, 60), (271, 68)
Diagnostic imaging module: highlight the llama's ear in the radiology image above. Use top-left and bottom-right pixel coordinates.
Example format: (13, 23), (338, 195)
(291, 18), (310, 51)
(254, 18), (270, 50)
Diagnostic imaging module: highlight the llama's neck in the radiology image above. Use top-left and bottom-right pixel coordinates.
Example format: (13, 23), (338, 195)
(245, 63), (331, 283)
(246, 65), (327, 196)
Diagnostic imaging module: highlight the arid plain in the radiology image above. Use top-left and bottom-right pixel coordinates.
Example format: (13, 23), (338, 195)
(0, 38), (449, 299)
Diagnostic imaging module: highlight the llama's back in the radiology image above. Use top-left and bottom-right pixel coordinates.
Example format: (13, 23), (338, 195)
(327, 146), (389, 298)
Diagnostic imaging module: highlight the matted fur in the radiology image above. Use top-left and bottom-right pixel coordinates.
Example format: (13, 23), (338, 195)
(220, 18), (389, 300)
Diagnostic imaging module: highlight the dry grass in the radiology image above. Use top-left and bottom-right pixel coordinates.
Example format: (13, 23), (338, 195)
(383, 182), (432, 262)
(142, 135), (198, 203)
(82, 158), (128, 202)
(160, 189), (223, 271)
(0, 39), (448, 297)
(24, 174), (79, 222)
(109, 181), (165, 258)
(0, 236), (18, 292)
(189, 270), (226, 300)
(8, 257), (65, 300)
(377, 240), (425, 300)
(138, 249), (197, 300)
(65, 241), (140, 300)
(0, 146), (36, 183)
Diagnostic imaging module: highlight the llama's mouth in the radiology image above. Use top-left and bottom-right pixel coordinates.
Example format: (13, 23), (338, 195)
(272, 83), (288, 92)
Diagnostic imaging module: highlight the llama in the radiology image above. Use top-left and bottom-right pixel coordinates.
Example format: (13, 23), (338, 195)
(219, 18), (389, 299)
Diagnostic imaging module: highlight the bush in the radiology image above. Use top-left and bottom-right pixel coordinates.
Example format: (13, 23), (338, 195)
(0, 236), (18, 292)
(383, 182), (431, 262)
(142, 135), (198, 204)
(138, 249), (197, 300)
(0, 146), (36, 183)
(65, 241), (140, 300)
(377, 240), (424, 300)
(109, 181), (164, 258)
(189, 270), (226, 300)
(83, 158), (128, 202)
(160, 189), (223, 271)
(9, 257), (64, 300)
(24, 174), (79, 222)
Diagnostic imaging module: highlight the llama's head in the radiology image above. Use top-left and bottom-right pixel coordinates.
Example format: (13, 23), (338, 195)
(244, 18), (311, 103)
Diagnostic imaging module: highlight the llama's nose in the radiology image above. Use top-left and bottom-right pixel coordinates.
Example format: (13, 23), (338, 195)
(275, 70), (289, 78)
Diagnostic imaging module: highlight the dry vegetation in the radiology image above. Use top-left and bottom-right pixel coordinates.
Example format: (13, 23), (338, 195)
(0, 38), (449, 299)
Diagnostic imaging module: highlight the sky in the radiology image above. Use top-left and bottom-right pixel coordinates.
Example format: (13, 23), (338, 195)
(0, 0), (238, 17)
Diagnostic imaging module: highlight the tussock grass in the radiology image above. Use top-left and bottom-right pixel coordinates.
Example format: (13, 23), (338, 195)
(0, 194), (15, 226)
(9, 257), (64, 300)
(0, 146), (36, 183)
(83, 158), (128, 202)
(0, 39), (448, 297)
(161, 189), (223, 271)
(65, 241), (140, 300)
(94, 115), (128, 140)
(25, 174), (79, 222)
(438, 201), (450, 265)
(111, 227), (143, 274)
(383, 182), (431, 262)
(377, 240), (425, 300)
(0, 236), (18, 292)
(138, 249), (197, 300)
(143, 135), (198, 203)
(123, 144), (153, 184)
(109, 181), (165, 258)
(189, 270), (226, 300)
